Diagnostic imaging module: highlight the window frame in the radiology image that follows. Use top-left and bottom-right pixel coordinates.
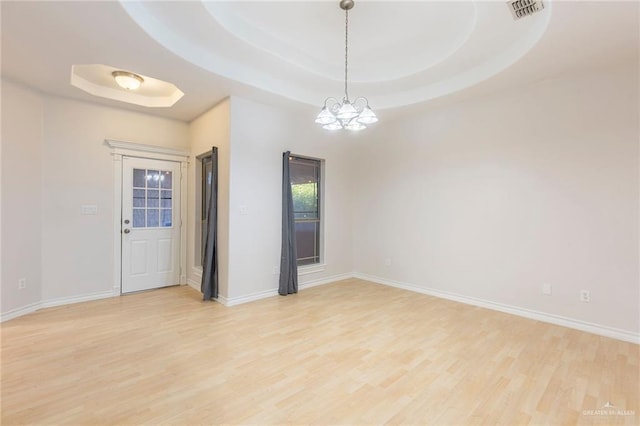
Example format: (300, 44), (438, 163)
(196, 151), (216, 269)
(289, 154), (324, 268)
(200, 155), (213, 266)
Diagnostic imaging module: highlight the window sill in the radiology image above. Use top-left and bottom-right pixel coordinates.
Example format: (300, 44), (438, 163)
(298, 264), (326, 276)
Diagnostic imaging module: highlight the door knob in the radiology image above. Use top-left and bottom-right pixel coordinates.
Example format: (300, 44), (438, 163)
(123, 228), (131, 234)
(124, 219), (130, 224)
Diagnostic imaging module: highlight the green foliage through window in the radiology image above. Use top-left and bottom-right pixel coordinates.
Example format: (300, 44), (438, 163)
(292, 182), (318, 219)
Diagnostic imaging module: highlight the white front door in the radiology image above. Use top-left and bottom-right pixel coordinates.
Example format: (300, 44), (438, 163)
(121, 157), (181, 293)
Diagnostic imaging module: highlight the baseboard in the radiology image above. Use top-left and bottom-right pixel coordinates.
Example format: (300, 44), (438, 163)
(225, 288), (278, 307)
(186, 278), (200, 292)
(41, 290), (114, 309)
(1, 274), (352, 321)
(223, 273), (355, 307)
(186, 277), (228, 306)
(0, 301), (42, 322)
(10, 272), (630, 344)
(299, 273), (353, 291)
(354, 273), (639, 344)
(1, 290), (114, 323)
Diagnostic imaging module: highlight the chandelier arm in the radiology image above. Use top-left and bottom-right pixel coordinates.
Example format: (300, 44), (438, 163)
(352, 97), (369, 108)
(323, 97), (340, 107)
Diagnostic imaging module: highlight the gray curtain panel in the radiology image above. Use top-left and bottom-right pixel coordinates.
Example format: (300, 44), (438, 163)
(201, 147), (218, 300)
(279, 151), (298, 295)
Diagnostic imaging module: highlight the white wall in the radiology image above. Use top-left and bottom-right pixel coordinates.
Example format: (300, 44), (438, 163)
(40, 97), (189, 301)
(1, 84), (189, 317)
(3, 62), (637, 340)
(187, 99), (231, 298)
(226, 97), (355, 300)
(1, 80), (44, 314)
(352, 61), (639, 335)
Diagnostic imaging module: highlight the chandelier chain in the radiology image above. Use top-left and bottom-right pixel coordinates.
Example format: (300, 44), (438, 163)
(344, 8), (349, 101)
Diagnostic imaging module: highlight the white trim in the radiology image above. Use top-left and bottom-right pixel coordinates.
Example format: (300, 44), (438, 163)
(186, 278), (228, 306)
(192, 266), (203, 278)
(354, 273), (640, 344)
(300, 273), (353, 289)
(1, 291), (115, 322)
(186, 278), (200, 292)
(179, 161), (188, 284)
(188, 269), (203, 292)
(106, 139), (189, 159)
(222, 273), (355, 307)
(215, 294), (230, 306)
(111, 152), (123, 297)
(41, 291), (114, 309)
(1, 301), (42, 322)
(4, 270), (636, 345)
(298, 264), (326, 276)
(107, 139), (189, 295)
(225, 288), (278, 307)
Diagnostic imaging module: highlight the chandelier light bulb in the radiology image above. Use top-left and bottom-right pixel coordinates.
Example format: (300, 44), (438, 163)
(345, 120), (366, 131)
(336, 101), (359, 120)
(356, 106), (378, 124)
(315, 107), (338, 125)
(323, 121), (344, 131)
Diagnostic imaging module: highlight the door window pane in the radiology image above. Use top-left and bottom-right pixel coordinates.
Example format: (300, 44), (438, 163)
(160, 171), (172, 189)
(133, 189), (145, 207)
(161, 190), (172, 208)
(133, 209), (145, 228)
(148, 170), (160, 188)
(133, 169), (146, 188)
(161, 209), (172, 227)
(131, 167), (174, 228)
(147, 192), (159, 208)
(146, 209), (159, 227)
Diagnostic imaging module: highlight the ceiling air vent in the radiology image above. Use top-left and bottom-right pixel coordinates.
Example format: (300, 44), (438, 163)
(508, 0), (544, 20)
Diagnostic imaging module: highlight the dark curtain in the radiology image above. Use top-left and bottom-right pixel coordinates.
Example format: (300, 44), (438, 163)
(279, 151), (298, 295)
(201, 147), (218, 300)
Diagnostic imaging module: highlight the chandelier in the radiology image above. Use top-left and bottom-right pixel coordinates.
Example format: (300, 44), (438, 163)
(315, 0), (378, 131)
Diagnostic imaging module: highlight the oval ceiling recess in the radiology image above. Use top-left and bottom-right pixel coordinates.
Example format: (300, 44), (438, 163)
(120, 1), (552, 110)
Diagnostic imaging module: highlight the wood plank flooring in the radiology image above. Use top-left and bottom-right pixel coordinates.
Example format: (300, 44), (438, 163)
(1, 279), (638, 425)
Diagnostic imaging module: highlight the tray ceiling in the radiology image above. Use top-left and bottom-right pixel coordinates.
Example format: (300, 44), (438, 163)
(120, 1), (551, 109)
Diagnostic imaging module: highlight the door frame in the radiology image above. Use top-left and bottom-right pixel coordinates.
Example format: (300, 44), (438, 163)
(106, 139), (189, 296)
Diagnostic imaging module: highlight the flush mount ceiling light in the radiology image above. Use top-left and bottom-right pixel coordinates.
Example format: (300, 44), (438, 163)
(71, 64), (184, 107)
(112, 70), (144, 90)
(315, 0), (378, 131)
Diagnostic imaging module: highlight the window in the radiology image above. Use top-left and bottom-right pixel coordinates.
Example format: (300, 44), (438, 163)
(200, 155), (213, 266)
(132, 168), (173, 228)
(290, 156), (322, 266)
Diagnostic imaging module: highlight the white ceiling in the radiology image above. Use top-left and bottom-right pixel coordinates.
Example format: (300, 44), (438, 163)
(1, 1), (638, 123)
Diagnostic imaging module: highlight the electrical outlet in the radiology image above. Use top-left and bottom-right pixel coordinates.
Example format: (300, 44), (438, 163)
(384, 258), (392, 267)
(542, 283), (552, 295)
(18, 278), (26, 290)
(272, 266), (279, 275)
(580, 290), (591, 303)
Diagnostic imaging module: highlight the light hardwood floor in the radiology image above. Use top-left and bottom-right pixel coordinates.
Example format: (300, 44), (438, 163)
(1, 279), (638, 425)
